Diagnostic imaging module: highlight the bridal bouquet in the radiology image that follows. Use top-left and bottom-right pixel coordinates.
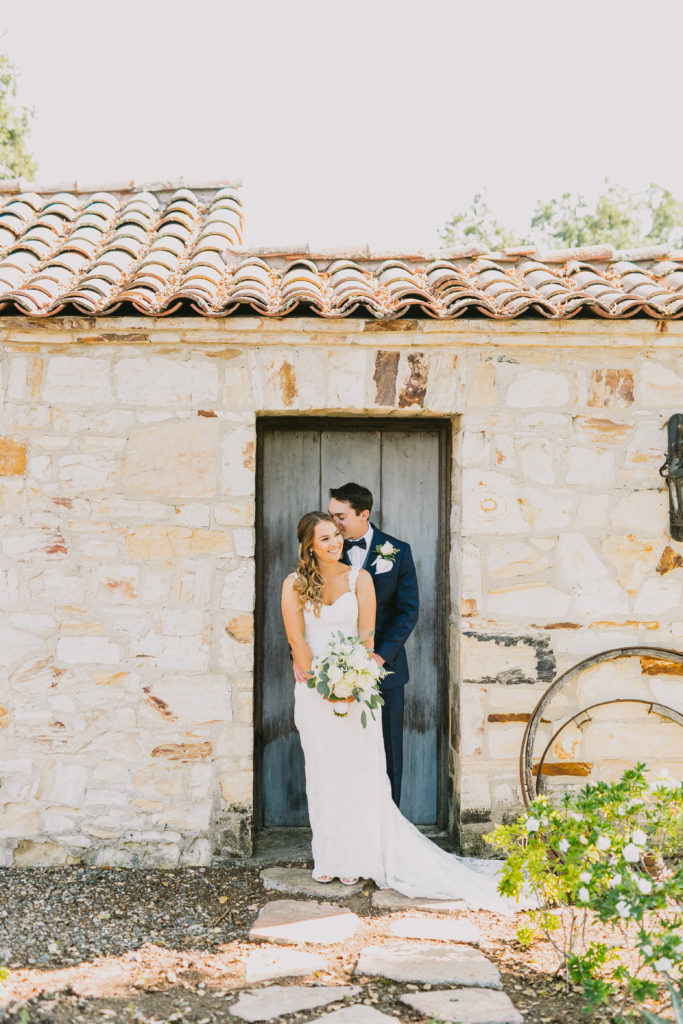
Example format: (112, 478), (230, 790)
(307, 632), (386, 727)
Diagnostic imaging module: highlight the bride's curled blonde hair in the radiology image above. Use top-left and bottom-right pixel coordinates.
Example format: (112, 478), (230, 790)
(294, 511), (338, 615)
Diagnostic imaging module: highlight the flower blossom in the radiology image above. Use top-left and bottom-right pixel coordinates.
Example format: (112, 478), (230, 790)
(615, 899), (631, 919)
(642, 943), (653, 957)
(654, 957), (672, 974)
(579, 871), (592, 884)
(525, 817), (540, 833)
(558, 838), (569, 853)
(636, 876), (653, 895)
(608, 873), (622, 888)
(632, 828), (647, 847)
(596, 835), (610, 851)
(623, 843), (641, 863)
(578, 887), (590, 902)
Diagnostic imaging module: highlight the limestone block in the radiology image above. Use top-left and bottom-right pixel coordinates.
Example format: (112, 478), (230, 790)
(126, 524), (232, 560)
(602, 536), (659, 595)
(519, 439), (556, 485)
(572, 579), (628, 617)
(0, 438), (27, 476)
(223, 363), (252, 409)
(611, 490), (668, 533)
(0, 567), (19, 606)
(114, 356), (218, 405)
(221, 771), (253, 805)
(133, 763), (191, 799)
(250, 899), (361, 945)
(461, 634), (539, 686)
(2, 527), (68, 562)
(566, 447), (615, 486)
(220, 633), (254, 673)
(487, 582), (570, 620)
(462, 471), (528, 535)
(44, 810), (75, 832)
(56, 635), (120, 665)
(574, 494), (612, 530)
(141, 675), (231, 726)
(0, 803), (40, 837)
(13, 840), (72, 867)
(460, 430), (490, 468)
(487, 541), (552, 579)
(93, 848), (135, 867)
(575, 416), (632, 446)
(556, 533), (609, 586)
(158, 800), (213, 831)
(460, 686), (487, 757)
(460, 541), (482, 618)
(0, 624), (43, 668)
(57, 454), (119, 492)
(328, 349), (366, 408)
(460, 772), (491, 816)
(173, 503), (210, 528)
(427, 352), (473, 412)
(233, 528), (255, 557)
(488, 722), (527, 759)
(467, 361), (496, 408)
(37, 762), (88, 804)
(402, 988), (522, 1024)
(43, 356), (113, 405)
(588, 368), (634, 409)
(134, 614), (210, 671)
(98, 495), (171, 521)
(640, 358), (683, 409)
(221, 428), (255, 497)
(214, 500), (254, 527)
(122, 419), (219, 498)
(507, 370), (569, 408)
(516, 486), (575, 533)
(181, 837), (213, 866)
(585, 720), (682, 761)
(220, 561), (255, 611)
(136, 843), (181, 868)
(575, 659), (650, 706)
(634, 576), (683, 616)
(245, 947), (326, 983)
(623, 420), (668, 484)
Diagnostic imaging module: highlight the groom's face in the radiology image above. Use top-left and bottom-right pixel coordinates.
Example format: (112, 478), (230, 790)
(328, 498), (370, 540)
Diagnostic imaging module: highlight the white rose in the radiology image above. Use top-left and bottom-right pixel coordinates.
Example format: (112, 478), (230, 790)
(579, 871), (592, 884)
(623, 843), (641, 863)
(615, 899), (631, 919)
(642, 943), (653, 957)
(578, 887), (589, 902)
(334, 676), (354, 698)
(632, 828), (647, 847)
(596, 835), (610, 851)
(636, 877), (653, 895)
(559, 838), (569, 853)
(328, 663), (343, 684)
(608, 873), (622, 888)
(654, 957), (672, 974)
(368, 660), (381, 679)
(380, 542), (395, 556)
(525, 816), (540, 833)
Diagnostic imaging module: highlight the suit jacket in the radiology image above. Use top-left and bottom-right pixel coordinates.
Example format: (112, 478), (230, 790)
(343, 524), (419, 691)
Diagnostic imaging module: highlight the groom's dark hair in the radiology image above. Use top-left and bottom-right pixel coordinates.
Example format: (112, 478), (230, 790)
(329, 482), (373, 515)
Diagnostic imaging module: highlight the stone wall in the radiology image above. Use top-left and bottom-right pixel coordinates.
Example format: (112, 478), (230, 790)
(0, 316), (681, 865)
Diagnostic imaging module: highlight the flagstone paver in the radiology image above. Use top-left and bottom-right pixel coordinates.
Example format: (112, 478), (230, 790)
(230, 984), (361, 1022)
(388, 916), (481, 943)
(401, 988), (524, 1024)
(355, 942), (502, 988)
(371, 889), (467, 913)
(260, 866), (364, 898)
(316, 1006), (400, 1023)
(250, 899), (362, 945)
(245, 947), (326, 983)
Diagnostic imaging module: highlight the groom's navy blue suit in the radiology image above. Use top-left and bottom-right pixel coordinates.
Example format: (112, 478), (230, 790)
(342, 525), (419, 806)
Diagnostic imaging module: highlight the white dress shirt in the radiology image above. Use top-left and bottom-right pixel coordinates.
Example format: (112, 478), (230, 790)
(347, 525), (373, 569)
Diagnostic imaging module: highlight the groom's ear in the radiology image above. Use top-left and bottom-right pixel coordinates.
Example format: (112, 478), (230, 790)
(360, 509), (370, 524)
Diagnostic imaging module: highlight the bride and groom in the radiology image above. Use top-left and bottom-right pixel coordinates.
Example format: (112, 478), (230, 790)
(281, 482), (517, 913)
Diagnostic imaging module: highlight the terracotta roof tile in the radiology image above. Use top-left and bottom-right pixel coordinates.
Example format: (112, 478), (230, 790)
(2, 182), (683, 319)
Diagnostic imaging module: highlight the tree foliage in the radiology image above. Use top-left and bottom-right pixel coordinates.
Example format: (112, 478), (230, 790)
(0, 48), (36, 180)
(440, 182), (683, 251)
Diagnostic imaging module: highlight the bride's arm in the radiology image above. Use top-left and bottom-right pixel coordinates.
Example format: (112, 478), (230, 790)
(281, 576), (313, 676)
(356, 569), (377, 653)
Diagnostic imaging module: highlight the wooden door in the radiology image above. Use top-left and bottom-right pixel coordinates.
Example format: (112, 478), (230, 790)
(256, 418), (448, 828)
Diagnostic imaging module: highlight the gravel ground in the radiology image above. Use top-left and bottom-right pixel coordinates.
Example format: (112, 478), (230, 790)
(0, 865), (655, 1024)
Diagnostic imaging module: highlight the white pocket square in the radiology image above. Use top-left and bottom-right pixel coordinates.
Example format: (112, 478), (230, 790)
(373, 557), (394, 574)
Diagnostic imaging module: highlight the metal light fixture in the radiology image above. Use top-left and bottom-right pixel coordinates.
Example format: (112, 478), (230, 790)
(660, 414), (683, 541)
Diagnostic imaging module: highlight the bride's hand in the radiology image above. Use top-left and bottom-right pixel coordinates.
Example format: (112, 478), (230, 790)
(293, 662), (308, 685)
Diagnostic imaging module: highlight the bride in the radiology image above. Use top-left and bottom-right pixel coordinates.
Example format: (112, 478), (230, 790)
(281, 510), (521, 914)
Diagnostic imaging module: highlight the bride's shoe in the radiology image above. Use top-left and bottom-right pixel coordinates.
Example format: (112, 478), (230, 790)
(314, 875), (333, 884)
(340, 876), (359, 885)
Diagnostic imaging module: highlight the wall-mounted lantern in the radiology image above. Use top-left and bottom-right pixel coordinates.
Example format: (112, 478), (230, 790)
(660, 414), (683, 541)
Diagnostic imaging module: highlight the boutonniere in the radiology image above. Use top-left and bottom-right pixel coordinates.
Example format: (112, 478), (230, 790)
(372, 541), (399, 572)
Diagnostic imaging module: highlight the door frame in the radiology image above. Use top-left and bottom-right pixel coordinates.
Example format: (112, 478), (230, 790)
(254, 415), (452, 831)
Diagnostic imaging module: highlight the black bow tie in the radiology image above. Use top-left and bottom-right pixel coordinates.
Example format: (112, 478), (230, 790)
(346, 537), (367, 550)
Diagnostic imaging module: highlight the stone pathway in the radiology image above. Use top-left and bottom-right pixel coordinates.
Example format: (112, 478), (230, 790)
(231, 867), (524, 1023)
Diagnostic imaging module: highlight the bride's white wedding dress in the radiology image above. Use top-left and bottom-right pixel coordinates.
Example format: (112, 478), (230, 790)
(293, 567), (520, 915)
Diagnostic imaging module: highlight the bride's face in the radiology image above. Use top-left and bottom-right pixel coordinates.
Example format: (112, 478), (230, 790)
(311, 521), (343, 564)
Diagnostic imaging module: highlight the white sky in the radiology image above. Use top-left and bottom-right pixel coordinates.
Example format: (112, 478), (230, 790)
(3, 0), (683, 251)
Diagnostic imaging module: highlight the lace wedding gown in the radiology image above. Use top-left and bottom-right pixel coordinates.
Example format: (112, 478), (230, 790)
(293, 567), (520, 915)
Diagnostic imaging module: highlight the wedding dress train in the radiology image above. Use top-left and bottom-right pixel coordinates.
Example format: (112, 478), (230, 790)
(293, 567), (520, 915)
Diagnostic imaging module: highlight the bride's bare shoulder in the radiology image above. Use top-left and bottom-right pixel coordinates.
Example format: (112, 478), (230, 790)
(282, 572), (298, 593)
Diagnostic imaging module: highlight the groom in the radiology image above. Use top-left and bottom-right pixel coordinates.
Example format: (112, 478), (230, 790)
(328, 482), (419, 807)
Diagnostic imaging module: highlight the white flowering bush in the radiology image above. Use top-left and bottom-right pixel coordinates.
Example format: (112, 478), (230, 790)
(307, 631), (385, 727)
(486, 764), (683, 1022)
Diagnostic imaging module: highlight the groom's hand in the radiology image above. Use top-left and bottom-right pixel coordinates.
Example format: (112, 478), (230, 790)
(293, 662), (308, 684)
(370, 653), (386, 667)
